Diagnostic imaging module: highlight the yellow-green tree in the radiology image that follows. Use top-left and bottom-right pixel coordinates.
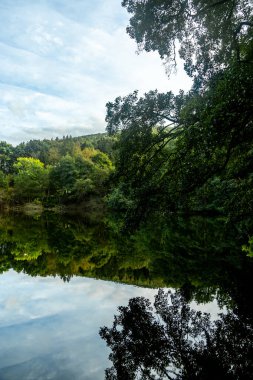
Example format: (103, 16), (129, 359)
(13, 157), (50, 202)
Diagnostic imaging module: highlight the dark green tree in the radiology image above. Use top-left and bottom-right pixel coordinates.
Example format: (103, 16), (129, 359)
(100, 289), (253, 379)
(122, 0), (253, 84)
(0, 141), (15, 174)
(49, 154), (78, 200)
(49, 149), (113, 203)
(106, 64), (253, 216)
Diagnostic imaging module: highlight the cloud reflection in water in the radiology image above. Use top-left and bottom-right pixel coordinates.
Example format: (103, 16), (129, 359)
(0, 270), (157, 379)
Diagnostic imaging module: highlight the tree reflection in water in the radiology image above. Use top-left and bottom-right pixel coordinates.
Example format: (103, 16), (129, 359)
(100, 290), (253, 380)
(1, 212), (253, 378)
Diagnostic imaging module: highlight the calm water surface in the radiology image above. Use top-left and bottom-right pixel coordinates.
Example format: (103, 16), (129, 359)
(0, 212), (252, 379)
(0, 270), (158, 380)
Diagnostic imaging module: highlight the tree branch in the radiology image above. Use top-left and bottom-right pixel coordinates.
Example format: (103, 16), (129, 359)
(233, 21), (253, 61)
(234, 21), (253, 35)
(191, 0), (232, 17)
(142, 123), (181, 157)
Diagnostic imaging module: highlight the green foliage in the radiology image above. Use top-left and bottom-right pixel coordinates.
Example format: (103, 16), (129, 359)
(0, 133), (115, 207)
(50, 154), (78, 198)
(0, 170), (9, 204)
(163, 62), (253, 212)
(0, 170), (8, 188)
(98, 0), (252, 224)
(72, 178), (95, 201)
(13, 157), (50, 202)
(0, 141), (15, 174)
(105, 43), (253, 221)
(106, 185), (134, 211)
(13, 133), (116, 165)
(122, 0), (253, 84)
(242, 236), (253, 257)
(1, 212), (252, 297)
(49, 148), (113, 203)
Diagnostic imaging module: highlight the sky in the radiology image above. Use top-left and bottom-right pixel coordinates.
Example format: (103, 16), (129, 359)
(0, 270), (220, 379)
(0, 270), (157, 379)
(0, 0), (192, 145)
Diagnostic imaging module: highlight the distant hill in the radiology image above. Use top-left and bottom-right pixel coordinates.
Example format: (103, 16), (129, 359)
(3, 133), (118, 167)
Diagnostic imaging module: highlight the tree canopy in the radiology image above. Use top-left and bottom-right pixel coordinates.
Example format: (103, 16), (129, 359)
(0, 134), (115, 207)
(105, 0), (253, 222)
(106, 60), (253, 220)
(13, 157), (49, 202)
(100, 289), (253, 379)
(122, 0), (253, 84)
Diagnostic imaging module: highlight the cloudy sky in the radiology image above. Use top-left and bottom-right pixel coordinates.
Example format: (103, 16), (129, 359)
(0, 270), (157, 379)
(0, 271), (220, 379)
(0, 0), (192, 145)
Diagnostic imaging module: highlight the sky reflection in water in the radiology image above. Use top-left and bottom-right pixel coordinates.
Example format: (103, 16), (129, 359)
(0, 270), (220, 380)
(1, 212), (249, 379)
(0, 270), (157, 379)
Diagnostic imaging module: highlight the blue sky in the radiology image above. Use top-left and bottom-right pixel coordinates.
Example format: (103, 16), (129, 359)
(0, 0), (192, 145)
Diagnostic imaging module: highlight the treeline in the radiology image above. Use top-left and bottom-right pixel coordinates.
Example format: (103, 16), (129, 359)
(104, 0), (253, 223)
(1, 1), (252, 222)
(0, 134), (116, 206)
(1, 212), (252, 300)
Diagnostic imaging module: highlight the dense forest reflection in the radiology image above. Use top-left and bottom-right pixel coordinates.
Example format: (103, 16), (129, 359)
(0, 211), (252, 307)
(1, 211), (253, 378)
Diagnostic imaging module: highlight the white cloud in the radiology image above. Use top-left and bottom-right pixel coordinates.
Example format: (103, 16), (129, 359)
(0, 0), (192, 145)
(0, 270), (157, 379)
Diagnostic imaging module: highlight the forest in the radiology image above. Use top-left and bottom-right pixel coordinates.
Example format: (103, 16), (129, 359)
(0, 134), (115, 208)
(0, 2), (253, 378)
(0, 0), (252, 226)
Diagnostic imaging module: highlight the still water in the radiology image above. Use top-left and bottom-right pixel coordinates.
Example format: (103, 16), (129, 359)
(0, 271), (157, 379)
(0, 211), (252, 379)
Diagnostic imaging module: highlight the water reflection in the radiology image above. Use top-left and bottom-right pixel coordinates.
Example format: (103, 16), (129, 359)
(0, 271), (157, 380)
(100, 289), (253, 379)
(1, 212), (252, 294)
(0, 211), (252, 379)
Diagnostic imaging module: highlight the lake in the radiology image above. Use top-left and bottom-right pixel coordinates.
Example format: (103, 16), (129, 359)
(0, 211), (252, 379)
